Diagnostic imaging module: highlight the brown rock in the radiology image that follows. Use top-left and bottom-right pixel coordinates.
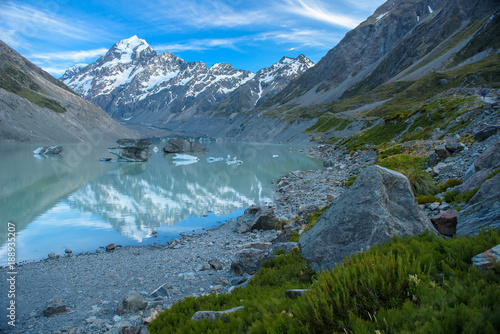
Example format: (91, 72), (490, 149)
(430, 210), (458, 236)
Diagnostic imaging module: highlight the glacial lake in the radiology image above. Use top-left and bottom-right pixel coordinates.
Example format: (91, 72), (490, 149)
(0, 141), (322, 266)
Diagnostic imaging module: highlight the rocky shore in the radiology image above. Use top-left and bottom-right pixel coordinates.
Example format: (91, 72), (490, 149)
(0, 222), (279, 333)
(1, 100), (498, 334)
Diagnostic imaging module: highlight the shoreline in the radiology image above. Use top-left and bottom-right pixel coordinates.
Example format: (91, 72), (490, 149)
(0, 219), (279, 333)
(2, 127), (499, 333)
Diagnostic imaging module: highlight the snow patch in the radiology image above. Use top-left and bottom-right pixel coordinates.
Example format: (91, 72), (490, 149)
(428, 6), (433, 14)
(376, 12), (388, 21)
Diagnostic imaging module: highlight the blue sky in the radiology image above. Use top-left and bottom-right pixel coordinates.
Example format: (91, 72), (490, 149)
(0, 0), (386, 77)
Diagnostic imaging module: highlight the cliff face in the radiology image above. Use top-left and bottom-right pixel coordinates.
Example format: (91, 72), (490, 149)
(0, 40), (137, 143)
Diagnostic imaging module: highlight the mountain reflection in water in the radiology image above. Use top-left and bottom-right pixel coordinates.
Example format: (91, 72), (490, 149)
(0, 141), (322, 264)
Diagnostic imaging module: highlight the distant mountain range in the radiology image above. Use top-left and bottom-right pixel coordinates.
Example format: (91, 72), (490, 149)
(59, 0), (499, 143)
(61, 36), (314, 125)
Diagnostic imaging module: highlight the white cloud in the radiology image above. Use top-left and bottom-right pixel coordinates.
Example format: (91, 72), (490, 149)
(282, 0), (362, 29)
(39, 66), (70, 76)
(154, 37), (248, 53)
(256, 29), (343, 48)
(142, 0), (272, 29)
(30, 48), (108, 62)
(1, 2), (91, 41)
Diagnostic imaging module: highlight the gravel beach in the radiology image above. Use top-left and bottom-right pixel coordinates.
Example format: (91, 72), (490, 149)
(0, 221), (279, 333)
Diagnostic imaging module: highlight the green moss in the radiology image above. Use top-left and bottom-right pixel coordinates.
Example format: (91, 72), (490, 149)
(305, 205), (329, 230)
(290, 231), (300, 242)
(345, 175), (357, 188)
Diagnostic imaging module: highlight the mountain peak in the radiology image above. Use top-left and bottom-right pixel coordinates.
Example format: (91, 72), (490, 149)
(112, 36), (150, 56)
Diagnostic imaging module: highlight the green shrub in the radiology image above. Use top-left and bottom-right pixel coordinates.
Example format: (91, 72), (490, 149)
(148, 229), (500, 333)
(437, 178), (463, 193)
(293, 250), (426, 333)
(402, 167), (438, 197)
(292, 229), (500, 333)
(376, 154), (437, 197)
(416, 194), (442, 205)
(148, 250), (315, 334)
(444, 187), (479, 205)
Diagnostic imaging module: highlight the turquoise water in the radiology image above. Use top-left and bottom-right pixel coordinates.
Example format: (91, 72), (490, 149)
(0, 141), (322, 265)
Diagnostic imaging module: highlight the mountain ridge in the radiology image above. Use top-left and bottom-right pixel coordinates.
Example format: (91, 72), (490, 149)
(62, 36), (314, 126)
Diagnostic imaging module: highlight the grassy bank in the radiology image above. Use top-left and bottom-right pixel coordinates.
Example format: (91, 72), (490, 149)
(148, 228), (500, 333)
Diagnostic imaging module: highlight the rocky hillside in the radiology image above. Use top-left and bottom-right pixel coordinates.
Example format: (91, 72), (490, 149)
(262, 0), (499, 112)
(61, 36), (314, 125)
(0, 40), (137, 143)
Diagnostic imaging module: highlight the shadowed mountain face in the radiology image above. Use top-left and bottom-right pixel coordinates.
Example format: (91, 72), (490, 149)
(262, 0), (499, 110)
(61, 36), (314, 125)
(0, 40), (137, 143)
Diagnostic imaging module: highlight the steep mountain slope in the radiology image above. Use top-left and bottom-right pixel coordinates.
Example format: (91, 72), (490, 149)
(61, 36), (313, 124)
(0, 40), (137, 143)
(262, 0), (499, 114)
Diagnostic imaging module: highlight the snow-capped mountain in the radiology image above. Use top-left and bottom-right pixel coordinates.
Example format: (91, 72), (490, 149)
(61, 36), (314, 124)
(214, 55), (314, 115)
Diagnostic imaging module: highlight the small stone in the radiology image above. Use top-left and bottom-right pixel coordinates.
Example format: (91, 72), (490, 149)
(213, 277), (230, 286)
(200, 263), (212, 271)
(43, 299), (66, 317)
(428, 202), (441, 211)
(121, 291), (147, 312)
(48, 252), (59, 259)
(106, 243), (116, 251)
(326, 194), (336, 202)
(208, 259), (223, 270)
(192, 306), (244, 322)
(285, 289), (310, 299)
(65, 249), (72, 254)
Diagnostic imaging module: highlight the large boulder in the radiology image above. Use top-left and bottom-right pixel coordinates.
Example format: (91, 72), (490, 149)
(163, 138), (208, 153)
(457, 173), (500, 236)
(230, 249), (266, 276)
(430, 210), (458, 236)
(474, 125), (498, 142)
(233, 206), (277, 233)
(299, 165), (436, 272)
(460, 139), (500, 193)
(117, 138), (153, 150)
(120, 290), (148, 312)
